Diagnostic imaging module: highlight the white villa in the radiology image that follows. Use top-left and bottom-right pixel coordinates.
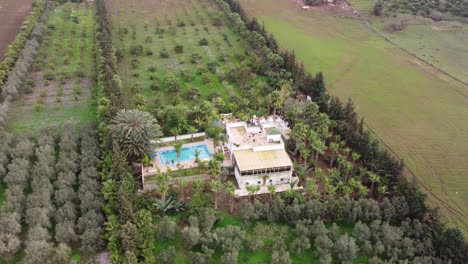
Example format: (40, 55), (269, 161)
(224, 115), (294, 190)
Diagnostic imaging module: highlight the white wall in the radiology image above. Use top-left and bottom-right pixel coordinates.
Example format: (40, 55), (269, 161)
(234, 167), (292, 188)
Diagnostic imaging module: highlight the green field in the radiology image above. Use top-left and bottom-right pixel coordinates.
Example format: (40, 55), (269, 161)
(239, 0), (468, 232)
(6, 3), (96, 134)
(349, 0), (468, 82)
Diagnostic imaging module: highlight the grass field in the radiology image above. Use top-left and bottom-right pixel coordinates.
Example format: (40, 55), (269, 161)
(239, 0), (468, 233)
(0, 0), (35, 61)
(106, 0), (258, 109)
(348, 0), (468, 82)
(6, 2), (97, 134)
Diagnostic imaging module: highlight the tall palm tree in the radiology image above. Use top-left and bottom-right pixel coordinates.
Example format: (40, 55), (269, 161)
(351, 152), (360, 166)
(187, 126), (197, 142)
(294, 162), (312, 183)
(377, 185), (388, 200)
(110, 109), (161, 160)
(306, 178), (319, 199)
(269, 90), (283, 117)
(297, 142), (310, 163)
(170, 127), (180, 142)
(368, 172), (380, 198)
(343, 161), (353, 182)
(329, 142), (340, 167)
(174, 142), (183, 163)
(336, 154), (346, 171)
(268, 184), (276, 204)
(348, 178), (360, 198)
(208, 159), (221, 179)
(211, 180), (222, 209)
(177, 178), (188, 202)
(358, 184), (369, 198)
(226, 182), (236, 213)
(246, 185), (260, 202)
(155, 172), (171, 203)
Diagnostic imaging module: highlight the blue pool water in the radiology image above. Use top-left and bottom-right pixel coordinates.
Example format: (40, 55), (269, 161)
(157, 144), (211, 165)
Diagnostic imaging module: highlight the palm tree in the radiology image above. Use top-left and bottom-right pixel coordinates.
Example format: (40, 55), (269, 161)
(297, 142), (310, 163)
(211, 180), (222, 209)
(325, 183), (336, 199)
(155, 172), (171, 203)
(226, 182), (236, 213)
(329, 142), (339, 167)
(268, 184), (276, 204)
(294, 162), (312, 183)
(208, 159), (221, 179)
(328, 168), (341, 183)
(174, 142), (183, 163)
(110, 109), (161, 160)
(246, 185), (260, 202)
(170, 127), (180, 142)
(314, 167), (325, 194)
(305, 178), (319, 199)
(177, 178), (188, 202)
(348, 178), (360, 198)
(336, 154), (346, 171)
(351, 152), (360, 166)
(269, 90), (283, 117)
(187, 126), (197, 142)
(358, 184), (369, 198)
(377, 185), (388, 200)
(343, 161), (353, 182)
(343, 185), (353, 198)
(194, 149), (201, 165)
(368, 172), (380, 198)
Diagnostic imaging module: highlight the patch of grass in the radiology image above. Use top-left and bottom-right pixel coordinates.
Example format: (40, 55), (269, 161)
(0, 181), (6, 207)
(239, 0), (468, 233)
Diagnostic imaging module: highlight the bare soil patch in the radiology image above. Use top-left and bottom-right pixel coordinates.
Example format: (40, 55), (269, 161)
(0, 0), (35, 61)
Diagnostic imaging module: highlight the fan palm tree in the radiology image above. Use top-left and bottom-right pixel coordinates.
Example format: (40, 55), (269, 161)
(294, 162), (312, 183)
(306, 178), (319, 199)
(208, 159), (221, 179)
(325, 183), (336, 199)
(155, 172), (171, 203)
(246, 185), (260, 202)
(377, 185), (388, 200)
(170, 127), (180, 142)
(226, 182), (236, 213)
(358, 184), (369, 198)
(187, 126), (197, 142)
(368, 172), (380, 198)
(269, 90), (283, 117)
(297, 142), (310, 162)
(174, 142), (183, 163)
(329, 142), (340, 167)
(336, 154), (346, 171)
(110, 109), (161, 160)
(211, 180), (222, 209)
(348, 178), (360, 198)
(343, 161), (353, 182)
(177, 177), (188, 202)
(268, 184), (276, 204)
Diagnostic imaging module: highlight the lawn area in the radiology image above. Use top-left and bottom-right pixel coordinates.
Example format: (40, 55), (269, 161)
(154, 210), (363, 263)
(6, 2), (96, 134)
(239, 0), (468, 233)
(107, 0), (256, 109)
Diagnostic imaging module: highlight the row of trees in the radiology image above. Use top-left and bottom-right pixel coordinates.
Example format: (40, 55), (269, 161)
(0, 124), (105, 262)
(94, 0), (158, 262)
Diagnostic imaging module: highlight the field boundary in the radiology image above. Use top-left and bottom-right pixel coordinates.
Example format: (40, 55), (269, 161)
(345, 0), (468, 87)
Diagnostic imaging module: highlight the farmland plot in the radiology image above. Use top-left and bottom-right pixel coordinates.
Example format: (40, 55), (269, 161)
(7, 2), (96, 133)
(107, 0), (258, 109)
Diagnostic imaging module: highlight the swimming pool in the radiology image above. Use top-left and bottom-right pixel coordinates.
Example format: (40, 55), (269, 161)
(157, 144), (211, 165)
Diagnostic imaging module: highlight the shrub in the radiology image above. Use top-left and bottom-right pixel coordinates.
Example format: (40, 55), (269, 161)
(75, 69), (85, 78)
(201, 73), (211, 84)
(73, 86), (82, 96)
(180, 70), (195, 82)
(148, 65), (157, 72)
(207, 61), (219, 73)
(144, 36), (152, 43)
(191, 53), (202, 64)
(177, 21), (186, 27)
(145, 49), (153, 56)
(131, 58), (140, 69)
(159, 48), (169, 58)
(130, 44), (144, 56)
(56, 86), (64, 97)
(44, 71), (54, 80)
(199, 38), (208, 46)
(174, 44), (184, 54)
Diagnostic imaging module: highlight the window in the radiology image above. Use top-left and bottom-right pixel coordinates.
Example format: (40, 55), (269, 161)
(281, 178), (284, 181)
(246, 182), (249, 186)
(257, 181), (261, 184)
(269, 179), (272, 183)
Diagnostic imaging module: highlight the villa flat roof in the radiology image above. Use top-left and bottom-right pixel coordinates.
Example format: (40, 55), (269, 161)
(233, 149), (293, 172)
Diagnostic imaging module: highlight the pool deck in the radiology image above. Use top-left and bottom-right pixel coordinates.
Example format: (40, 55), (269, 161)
(142, 139), (216, 176)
